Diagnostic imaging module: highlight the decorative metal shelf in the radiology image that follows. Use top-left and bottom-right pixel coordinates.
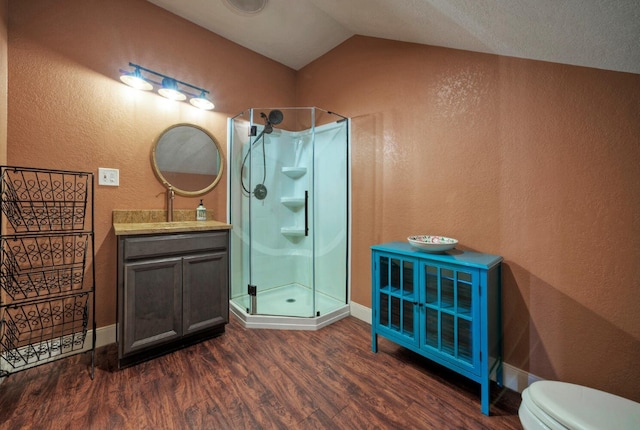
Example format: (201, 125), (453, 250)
(0, 292), (90, 372)
(1, 233), (91, 301)
(1, 166), (89, 233)
(0, 166), (95, 379)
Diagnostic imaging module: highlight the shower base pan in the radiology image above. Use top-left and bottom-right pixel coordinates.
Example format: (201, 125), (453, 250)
(229, 284), (350, 330)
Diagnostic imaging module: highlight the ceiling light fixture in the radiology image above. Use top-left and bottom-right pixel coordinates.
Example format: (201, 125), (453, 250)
(119, 62), (215, 110)
(223, 0), (268, 15)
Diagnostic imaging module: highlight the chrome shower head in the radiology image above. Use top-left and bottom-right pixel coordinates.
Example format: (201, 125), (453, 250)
(268, 109), (284, 125)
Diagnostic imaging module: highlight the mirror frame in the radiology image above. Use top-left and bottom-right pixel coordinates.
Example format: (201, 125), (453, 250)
(151, 123), (225, 197)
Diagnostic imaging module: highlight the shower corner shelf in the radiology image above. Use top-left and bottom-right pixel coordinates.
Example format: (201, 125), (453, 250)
(280, 197), (305, 210)
(0, 166), (95, 379)
(281, 167), (307, 179)
(280, 227), (305, 237)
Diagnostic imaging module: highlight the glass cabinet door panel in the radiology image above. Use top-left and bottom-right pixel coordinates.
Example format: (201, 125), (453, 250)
(380, 293), (389, 326)
(441, 312), (455, 356)
(374, 253), (418, 344)
(390, 296), (401, 330)
(425, 307), (439, 348)
(458, 271), (472, 283)
(441, 271), (455, 309)
(403, 260), (414, 296)
(457, 281), (472, 315)
(425, 265), (438, 304)
(390, 258), (401, 292)
(458, 318), (472, 363)
(379, 257), (389, 290)
(402, 299), (414, 337)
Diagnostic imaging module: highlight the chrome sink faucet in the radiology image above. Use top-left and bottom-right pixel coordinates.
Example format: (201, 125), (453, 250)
(166, 186), (174, 222)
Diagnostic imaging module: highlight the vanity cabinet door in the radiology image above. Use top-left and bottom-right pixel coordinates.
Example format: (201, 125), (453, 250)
(182, 250), (229, 335)
(123, 256), (183, 355)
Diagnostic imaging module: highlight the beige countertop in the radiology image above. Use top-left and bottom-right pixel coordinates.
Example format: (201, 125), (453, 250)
(113, 209), (232, 236)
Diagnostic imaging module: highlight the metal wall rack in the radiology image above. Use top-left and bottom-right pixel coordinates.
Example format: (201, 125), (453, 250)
(0, 166), (95, 378)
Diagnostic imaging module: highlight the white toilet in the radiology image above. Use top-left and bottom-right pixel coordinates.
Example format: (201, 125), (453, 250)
(519, 380), (640, 430)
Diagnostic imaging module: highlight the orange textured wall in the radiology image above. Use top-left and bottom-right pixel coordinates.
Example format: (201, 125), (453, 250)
(298, 36), (640, 401)
(7, 0), (296, 328)
(0, 0), (7, 164)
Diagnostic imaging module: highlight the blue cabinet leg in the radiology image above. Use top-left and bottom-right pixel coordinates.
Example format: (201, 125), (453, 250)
(481, 380), (490, 415)
(372, 331), (378, 353)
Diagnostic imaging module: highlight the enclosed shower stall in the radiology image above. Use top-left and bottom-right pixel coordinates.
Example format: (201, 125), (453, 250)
(227, 107), (350, 329)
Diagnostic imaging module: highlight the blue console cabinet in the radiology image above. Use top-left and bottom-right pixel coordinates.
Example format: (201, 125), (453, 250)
(371, 241), (503, 415)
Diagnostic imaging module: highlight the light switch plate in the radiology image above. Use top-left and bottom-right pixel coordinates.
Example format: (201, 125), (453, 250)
(98, 168), (119, 186)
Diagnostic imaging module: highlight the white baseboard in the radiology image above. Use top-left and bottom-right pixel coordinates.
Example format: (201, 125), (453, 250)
(502, 362), (543, 393)
(349, 301), (372, 324)
(349, 302), (537, 394)
(95, 323), (117, 348)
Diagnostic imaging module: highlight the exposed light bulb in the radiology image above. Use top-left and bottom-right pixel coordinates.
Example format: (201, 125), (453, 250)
(120, 68), (153, 91)
(190, 92), (215, 110)
(158, 78), (186, 101)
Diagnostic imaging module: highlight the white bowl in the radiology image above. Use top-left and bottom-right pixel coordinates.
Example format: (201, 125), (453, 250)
(408, 235), (458, 252)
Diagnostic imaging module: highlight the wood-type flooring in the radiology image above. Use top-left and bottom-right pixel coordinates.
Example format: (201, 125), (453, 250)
(0, 315), (523, 429)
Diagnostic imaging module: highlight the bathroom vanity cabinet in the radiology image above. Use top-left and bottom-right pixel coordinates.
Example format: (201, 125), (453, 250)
(371, 242), (503, 415)
(116, 229), (229, 368)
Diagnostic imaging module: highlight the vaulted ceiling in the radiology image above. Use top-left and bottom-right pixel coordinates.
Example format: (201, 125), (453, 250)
(148, 0), (640, 74)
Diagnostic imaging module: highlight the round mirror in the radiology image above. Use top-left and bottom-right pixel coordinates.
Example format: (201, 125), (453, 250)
(151, 124), (224, 197)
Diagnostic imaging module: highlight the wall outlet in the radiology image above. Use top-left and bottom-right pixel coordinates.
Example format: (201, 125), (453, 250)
(98, 168), (119, 186)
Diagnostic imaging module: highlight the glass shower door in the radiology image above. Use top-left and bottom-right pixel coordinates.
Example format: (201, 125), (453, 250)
(247, 109), (315, 317)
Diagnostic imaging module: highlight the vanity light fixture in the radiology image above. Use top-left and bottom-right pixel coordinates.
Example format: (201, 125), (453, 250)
(119, 65), (153, 91)
(119, 62), (215, 110)
(158, 77), (187, 101)
(189, 90), (215, 110)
